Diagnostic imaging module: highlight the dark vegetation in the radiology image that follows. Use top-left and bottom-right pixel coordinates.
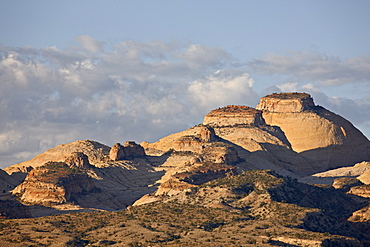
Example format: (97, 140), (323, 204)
(0, 170), (368, 246)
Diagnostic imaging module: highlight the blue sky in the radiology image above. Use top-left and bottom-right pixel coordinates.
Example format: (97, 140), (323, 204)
(0, 1), (370, 167)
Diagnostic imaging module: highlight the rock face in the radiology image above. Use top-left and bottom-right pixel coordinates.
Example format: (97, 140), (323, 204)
(203, 105), (265, 127)
(199, 126), (217, 142)
(3, 92), (370, 220)
(256, 92), (315, 113)
(109, 143), (125, 161)
(65, 152), (91, 169)
(109, 141), (145, 161)
(123, 141), (146, 158)
(5, 140), (110, 174)
(256, 93), (370, 171)
(12, 162), (95, 205)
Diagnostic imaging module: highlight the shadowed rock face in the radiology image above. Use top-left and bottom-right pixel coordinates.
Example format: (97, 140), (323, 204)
(109, 142), (146, 161)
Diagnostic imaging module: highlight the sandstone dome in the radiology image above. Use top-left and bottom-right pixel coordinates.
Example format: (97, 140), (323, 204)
(256, 92), (370, 171)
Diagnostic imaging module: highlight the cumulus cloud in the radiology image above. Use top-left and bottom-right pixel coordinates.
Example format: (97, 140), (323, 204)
(1, 40), (369, 168)
(74, 35), (104, 53)
(0, 37), (258, 168)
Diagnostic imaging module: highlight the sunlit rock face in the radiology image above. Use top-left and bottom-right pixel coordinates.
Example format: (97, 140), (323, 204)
(256, 92), (315, 113)
(257, 92), (370, 171)
(203, 105), (266, 127)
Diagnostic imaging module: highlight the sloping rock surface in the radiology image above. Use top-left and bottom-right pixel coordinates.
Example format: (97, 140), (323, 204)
(256, 93), (370, 171)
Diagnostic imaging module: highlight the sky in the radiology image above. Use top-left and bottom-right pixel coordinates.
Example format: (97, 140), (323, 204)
(0, 0), (370, 168)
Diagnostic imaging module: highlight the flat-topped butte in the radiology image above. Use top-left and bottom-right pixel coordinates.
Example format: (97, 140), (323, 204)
(203, 105), (265, 127)
(257, 92), (315, 113)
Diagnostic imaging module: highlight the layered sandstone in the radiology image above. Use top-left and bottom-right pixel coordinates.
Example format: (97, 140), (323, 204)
(257, 93), (370, 171)
(5, 140), (110, 174)
(12, 162), (95, 205)
(203, 105), (265, 127)
(65, 152), (91, 169)
(256, 92), (315, 113)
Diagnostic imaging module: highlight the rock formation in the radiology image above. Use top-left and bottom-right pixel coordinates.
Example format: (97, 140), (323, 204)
(256, 92), (315, 113)
(199, 126), (217, 142)
(65, 152), (91, 169)
(122, 141), (146, 158)
(109, 141), (145, 161)
(12, 162), (95, 205)
(256, 92), (370, 171)
(203, 105), (265, 127)
(3, 92), (370, 221)
(4, 140), (110, 174)
(109, 143), (125, 161)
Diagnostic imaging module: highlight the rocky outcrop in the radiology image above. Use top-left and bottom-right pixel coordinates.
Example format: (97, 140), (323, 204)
(5, 140), (110, 174)
(199, 126), (217, 142)
(204, 105), (265, 127)
(358, 169), (370, 185)
(123, 141), (146, 157)
(300, 161), (370, 185)
(12, 162), (95, 205)
(256, 92), (315, 113)
(109, 141), (145, 161)
(349, 185), (370, 198)
(109, 143), (125, 161)
(0, 169), (21, 195)
(332, 177), (363, 190)
(257, 93), (370, 171)
(65, 152), (91, 169)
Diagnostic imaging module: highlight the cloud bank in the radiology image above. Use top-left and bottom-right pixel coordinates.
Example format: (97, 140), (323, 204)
(0, 37), (369, 168)
(0, 36), (258, 167)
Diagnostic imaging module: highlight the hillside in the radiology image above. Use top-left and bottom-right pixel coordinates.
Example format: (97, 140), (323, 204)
(0, 170), (368, 246)
(1, 92), (370, 245)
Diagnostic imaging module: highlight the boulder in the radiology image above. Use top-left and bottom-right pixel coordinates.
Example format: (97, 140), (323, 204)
(109, 143), (125, 161)
(199, 126), (217, 142)
(123, 141), (146, 158)
(65, 152), (91, 169)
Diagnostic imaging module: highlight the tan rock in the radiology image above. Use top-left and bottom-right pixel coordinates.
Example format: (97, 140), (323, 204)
(199, 126), (216, 142)
(256, 92), (315, 113)
(109, 143), (125, 161)
(348, 185), (370, 198)
(204, 105), (265, 127)
(5, 140), (110, 174)
(257, 93), (370, 171)
(65, 152), (91, 169)
(12, 162), (95, 205)
(122, 141), (146, 158)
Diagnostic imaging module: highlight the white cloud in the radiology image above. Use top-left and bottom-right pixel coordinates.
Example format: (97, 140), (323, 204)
(276, 82), (298, 92)
(0, 38), (258, 168)
(188, 69), (258, 111)
(74, 35), (104, 53)
(248, 51), (370, 86)
(1, 41), (369, 168)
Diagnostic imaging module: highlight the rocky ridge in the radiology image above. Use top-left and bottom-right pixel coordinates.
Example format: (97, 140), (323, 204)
(1, 92), (370, 245)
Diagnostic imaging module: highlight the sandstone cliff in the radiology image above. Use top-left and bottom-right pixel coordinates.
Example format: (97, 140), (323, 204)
(257, 93), (370, 171)
(3, 92), (370, 219)
(203, 105), (265, 127)
(5, 140), (110, 174)
(12, 162), (95, 205)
